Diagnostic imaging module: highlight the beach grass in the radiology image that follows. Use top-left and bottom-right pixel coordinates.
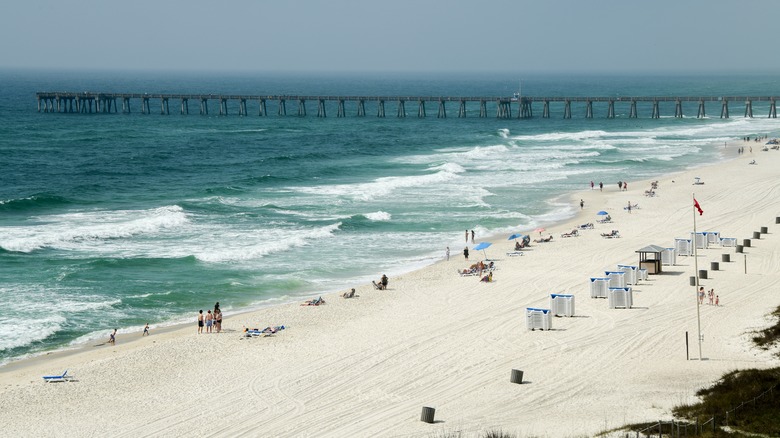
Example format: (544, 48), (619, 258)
(752, 305), (780, 352)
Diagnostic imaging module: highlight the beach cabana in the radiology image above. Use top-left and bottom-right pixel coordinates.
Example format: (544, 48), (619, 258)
(636, 244), (665, 274)
(589, 277), (610, 298)
(720, 237), (737, 247)
(674, 238), (692, 256)
(705, 231), (721, 246)
(525, 308), (552, 331)
(608, 287), (633, 309)
(690, 232), (708, 249)
(549, 294), (575, 317)
(661, 248), (676, 266)
(617, 265), (638, 285)
(604, 271), (627, 288)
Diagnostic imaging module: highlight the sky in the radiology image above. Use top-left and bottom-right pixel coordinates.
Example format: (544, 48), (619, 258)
(1, 0), (778, 74)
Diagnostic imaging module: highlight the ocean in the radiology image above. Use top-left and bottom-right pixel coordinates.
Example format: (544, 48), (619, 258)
(1, 70), (778, 365)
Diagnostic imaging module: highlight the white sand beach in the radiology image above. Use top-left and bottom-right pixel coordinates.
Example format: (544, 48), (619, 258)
(2, 142), (779, 437)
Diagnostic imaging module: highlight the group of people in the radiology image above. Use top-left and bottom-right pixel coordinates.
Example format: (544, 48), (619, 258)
(698, 287), (720, 306)
(465, 229), (475, 243)
(197, 302), (223, 334)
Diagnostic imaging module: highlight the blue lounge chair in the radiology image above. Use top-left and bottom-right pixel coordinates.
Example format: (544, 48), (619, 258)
(42, 370), (71, 383)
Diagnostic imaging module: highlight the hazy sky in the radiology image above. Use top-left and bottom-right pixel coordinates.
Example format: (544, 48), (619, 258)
(1, 0), (777, 74)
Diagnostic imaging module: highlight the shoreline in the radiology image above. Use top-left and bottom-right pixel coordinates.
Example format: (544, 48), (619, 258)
(3, 139), (779, 436)
(0, 141), (740, 372)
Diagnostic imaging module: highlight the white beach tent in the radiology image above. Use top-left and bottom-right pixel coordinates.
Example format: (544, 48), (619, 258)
(661, 247), (677, 266)
(549, 294), (575, 317)
(604, 271), (627, 288)
(617, 265), (638, 285)
(608, 287), (633, 309)
(705, 231), (721, 246)
(690, 232), (708, 249)
(525, 308), (553, 331)
(589, 277), (610, 298)
(675, 238), (692, 256)
(720, 237), (737, 247)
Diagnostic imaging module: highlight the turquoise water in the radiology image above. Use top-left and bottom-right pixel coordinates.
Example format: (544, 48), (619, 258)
(1, 70), (779, 364)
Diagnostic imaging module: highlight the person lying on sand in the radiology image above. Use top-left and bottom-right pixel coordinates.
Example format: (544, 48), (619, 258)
(301, 296), (325, 306)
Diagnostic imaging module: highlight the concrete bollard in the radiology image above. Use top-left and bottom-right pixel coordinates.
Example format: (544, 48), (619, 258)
(761, 226), (768, 234)
(510, 369), (524, 384)
(699, 269), (708, 279)
(689, 276), (697, 286)
(776, 216), (780, 224)
(736, 245), (743, 253)
(421, 406), (436, 423)
(753, 231), (761, 239)
(722, 254), (731, 262)
(711, 262), (719, 271)
(743, 239), (751, 247)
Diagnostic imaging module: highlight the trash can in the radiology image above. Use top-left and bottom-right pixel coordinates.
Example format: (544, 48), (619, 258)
(421, 406), (436, 423)
(699, 269), (708, 279)
(510, 369), (524, 384)
(722, 254), (731, 262)
(689, 276), (697, 286)
(761, 226), (768, 234)
(711, 262), (719, 271)
(776, 216), (780, 224)
(736, 245), (743, 253)
(743, 239), (751, 247)
(753, 231), (761, 239)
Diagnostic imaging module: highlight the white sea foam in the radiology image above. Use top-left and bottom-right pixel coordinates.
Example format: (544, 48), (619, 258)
(364, 211), (391, 221)
(0, 205), (188, 253)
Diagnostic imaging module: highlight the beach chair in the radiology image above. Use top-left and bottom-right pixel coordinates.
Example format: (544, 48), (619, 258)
(505, 251), (524, 257)
(458, 268), (479, 277)
(42, 370), (71, 383)
(601, 230), (620, 238)
(560, 229), (578, 238)
(578, 223), (594, 230)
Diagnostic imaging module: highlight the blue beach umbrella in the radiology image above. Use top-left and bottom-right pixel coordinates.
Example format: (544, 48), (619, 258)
(597, 210), (609, 216)
(508, 233), (524, 241)
(473, 242), (492, 260)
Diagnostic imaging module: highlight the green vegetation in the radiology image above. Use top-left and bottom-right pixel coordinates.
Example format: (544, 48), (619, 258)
(752, 306), (780, 351)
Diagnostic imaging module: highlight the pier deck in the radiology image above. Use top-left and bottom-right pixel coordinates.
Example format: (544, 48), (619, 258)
(35, 92), (779, 119)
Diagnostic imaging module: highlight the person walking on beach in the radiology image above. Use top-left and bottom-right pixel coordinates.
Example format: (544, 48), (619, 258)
(715, 295), (720, 306)
(623, 182), (628, 191)
(109, 328), (117, 345)
(446, 246), (450, 261)
(599, 182), (603, 191)
(465, 230), (468, 243)
(463, 247), (469, 260)
(590, 181), (594, 190)
(471, 230), (475, 244)
(580, 199), (584, 209)
(143, 323), (149, 336)
(197, 310), (204, 334)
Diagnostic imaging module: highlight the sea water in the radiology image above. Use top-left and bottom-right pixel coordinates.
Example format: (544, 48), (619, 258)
(1, 70), (778, 365)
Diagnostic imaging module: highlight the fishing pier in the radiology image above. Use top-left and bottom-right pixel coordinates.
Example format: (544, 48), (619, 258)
(36, 92), (778, 119)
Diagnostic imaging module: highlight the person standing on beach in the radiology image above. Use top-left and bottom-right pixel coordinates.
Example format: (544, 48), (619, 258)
(580, 199), (584, 209)
(465, 230), (468, 243)
(446, 246), (450, 261)
(599, 182), (603, 191)
(197, 310), (204, 334)
(143, 323), (149, 336)
(715, 295), (720, 306)
(627, 201), (632, 214)
(205, 310), (214, 333)
(590, 181), (594, 190)
(471, 230), (475, 244)
(463, 247), (469, 260)
(623, 182), (627, 191)
(109, 328), (117, 345)
(698, 287), (705, 305)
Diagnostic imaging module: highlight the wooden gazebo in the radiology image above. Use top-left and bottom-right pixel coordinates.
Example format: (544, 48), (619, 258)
(636, 244), (666, 274)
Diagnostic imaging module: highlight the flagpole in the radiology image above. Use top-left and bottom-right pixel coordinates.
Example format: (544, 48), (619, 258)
(693, 193), (703, 360)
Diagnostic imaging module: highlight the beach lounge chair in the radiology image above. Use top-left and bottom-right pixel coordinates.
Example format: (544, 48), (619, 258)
(561, 229), (578, 238)
(601, 230), (620, 238)
(533, 235), (553, 243)
(578, 223), (594, 230)
(505, 251), (524, 257)
(43, 370), (72, 383)
(245, 325), (286, 337)
(597, 215), (612, 224)
(458, 268), (479, 277)
(301, 296), (325, 306)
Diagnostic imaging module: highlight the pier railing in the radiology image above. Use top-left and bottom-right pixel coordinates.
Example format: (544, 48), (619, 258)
(36, 92), (779, 119)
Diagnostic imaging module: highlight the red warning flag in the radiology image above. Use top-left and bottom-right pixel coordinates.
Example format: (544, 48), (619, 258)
(693, 198), (703, 216)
